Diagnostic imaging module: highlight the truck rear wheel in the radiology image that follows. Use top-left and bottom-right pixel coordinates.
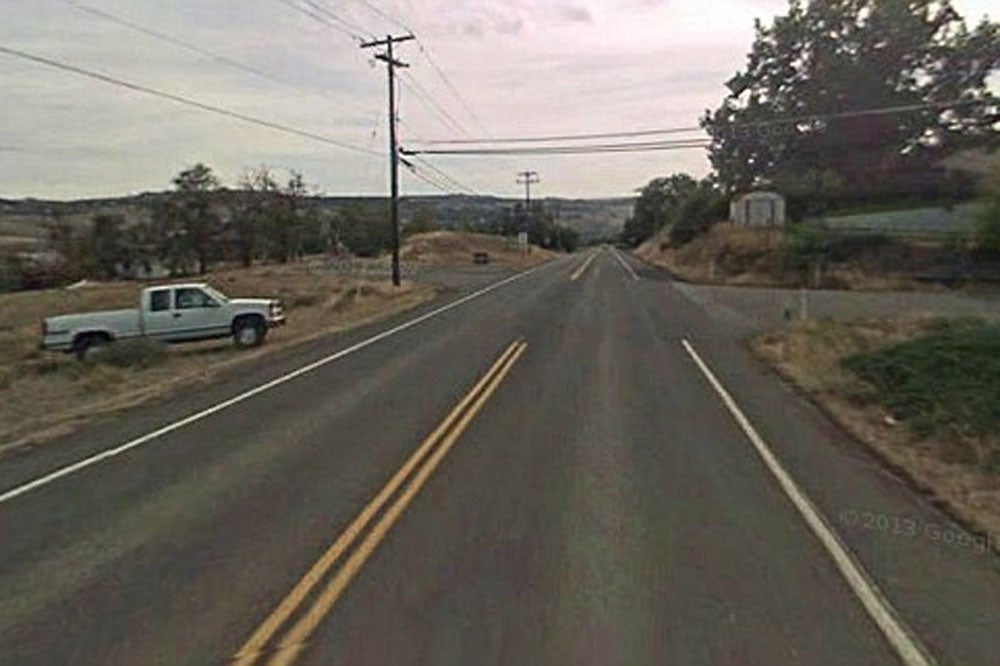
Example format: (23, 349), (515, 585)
(233, 317), (266, 348)
(74, 333), (109, 361)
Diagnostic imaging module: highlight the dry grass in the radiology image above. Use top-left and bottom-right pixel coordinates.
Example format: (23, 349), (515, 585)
(0, 258), (435, 451)
(636, 224), (920, 291)
(753, 317), (1000, 545)
(401, 231), (557, 268)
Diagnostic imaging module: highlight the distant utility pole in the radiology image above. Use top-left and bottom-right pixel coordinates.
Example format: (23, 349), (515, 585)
(517, 170), (539, 210)
(361, 33), (414, 287)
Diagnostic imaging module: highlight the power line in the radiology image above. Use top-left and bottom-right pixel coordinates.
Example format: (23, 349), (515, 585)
(351, 0), (413, 32)
(402, 162), (454, 194)
(299, 0), (373, 40)
(64, 0), (378, 117)
(349, 0), (489, 134)
(415, 126), (702, 145)
(415, 41), (489, 136)
(0, 45), (382, 157)
(399, 72), (471, 137)
(403, 139), (711, 156)
(411, 97), (996, 146)
(412, 157), (481, 196)
(275, 0), (365, 43)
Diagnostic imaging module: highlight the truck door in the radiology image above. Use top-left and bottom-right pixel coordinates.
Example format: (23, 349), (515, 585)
(171, 287), (230, 340)
(142, 288), (179, 339)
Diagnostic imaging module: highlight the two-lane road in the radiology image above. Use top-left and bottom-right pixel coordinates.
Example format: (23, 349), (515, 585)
(1, 250), (998, 665)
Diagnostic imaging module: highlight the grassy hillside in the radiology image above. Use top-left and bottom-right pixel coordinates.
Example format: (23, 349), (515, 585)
(401, 231), (557, 267)
(635, 223), (993, 290)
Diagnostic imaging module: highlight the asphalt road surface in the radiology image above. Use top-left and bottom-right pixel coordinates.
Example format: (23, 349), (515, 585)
(1, 250), (998, 665)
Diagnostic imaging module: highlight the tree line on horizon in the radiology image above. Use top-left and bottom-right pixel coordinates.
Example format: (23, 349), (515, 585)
(1, 162), (581, 291)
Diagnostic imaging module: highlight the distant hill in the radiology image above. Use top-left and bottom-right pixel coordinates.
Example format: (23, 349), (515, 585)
(0, 192), (633, 245)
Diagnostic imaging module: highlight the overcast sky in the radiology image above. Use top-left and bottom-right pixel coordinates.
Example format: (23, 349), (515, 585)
(0, 0), (996, 200)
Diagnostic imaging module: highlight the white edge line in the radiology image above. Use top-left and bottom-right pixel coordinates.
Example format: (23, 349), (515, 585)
(0, 261), (559, 507)
(569, 252), (598, 281)
(611, 248), (639, 281)
(680, 338), (936, 666)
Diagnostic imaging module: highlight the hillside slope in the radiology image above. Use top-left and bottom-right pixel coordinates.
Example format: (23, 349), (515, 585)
(402, 231), (557, 267)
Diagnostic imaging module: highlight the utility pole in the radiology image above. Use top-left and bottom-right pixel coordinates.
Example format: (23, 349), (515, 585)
(516, 170), (539, 235)
(361, 33), (414, 287)
(517, 170), (539, 211)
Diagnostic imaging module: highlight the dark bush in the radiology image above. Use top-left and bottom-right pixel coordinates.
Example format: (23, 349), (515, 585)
(842, 323), (1000, 438)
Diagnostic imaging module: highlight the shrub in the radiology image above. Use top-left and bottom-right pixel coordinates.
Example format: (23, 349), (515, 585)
(782, 223), (831, 274)
(87, 338), (168, 369)
(841, 323), (1000, 438)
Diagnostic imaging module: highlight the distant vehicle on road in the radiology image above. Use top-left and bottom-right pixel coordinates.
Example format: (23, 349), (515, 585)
(40, 283), (285, 359)
(473, 252), (490, 265)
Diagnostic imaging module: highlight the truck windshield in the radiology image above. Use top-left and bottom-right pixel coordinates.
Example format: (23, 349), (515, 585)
(203, 287), (230, 303)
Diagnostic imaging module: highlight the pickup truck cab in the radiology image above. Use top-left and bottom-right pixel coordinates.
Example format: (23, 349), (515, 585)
(41, 283), (285, 358)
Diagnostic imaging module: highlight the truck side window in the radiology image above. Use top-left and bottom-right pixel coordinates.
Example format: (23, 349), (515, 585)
(149, 290), (171, 312)
(176, 288), (213, 309)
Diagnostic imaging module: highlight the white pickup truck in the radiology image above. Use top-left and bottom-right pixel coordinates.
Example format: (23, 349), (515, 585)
(41, 283), (285, 358)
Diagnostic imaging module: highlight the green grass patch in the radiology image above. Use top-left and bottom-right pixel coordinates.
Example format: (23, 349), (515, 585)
(842, 321), (1000, 439)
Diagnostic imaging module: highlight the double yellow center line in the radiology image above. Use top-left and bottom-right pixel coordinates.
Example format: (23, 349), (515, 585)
(232, 339), (529, 666)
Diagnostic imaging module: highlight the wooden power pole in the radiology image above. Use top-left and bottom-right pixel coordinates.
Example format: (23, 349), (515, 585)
(361, 33), (414, 287)
(517, 170), (539, 210)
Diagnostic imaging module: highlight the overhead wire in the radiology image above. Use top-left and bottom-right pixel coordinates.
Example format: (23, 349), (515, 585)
(413, 39), (490, 136)
(410, 157), (480, 195)
(298, 0), (374, 41)
(345, 0), (490, 135)
(402, 164), (452, 193)
(275, 0), (367, 43)
(410, 97), (997, 146)
(399, 72), (471, 137)
(63, 0), (378, 117)
(0, 45), (383, 157)
(403, 139), (712, 157)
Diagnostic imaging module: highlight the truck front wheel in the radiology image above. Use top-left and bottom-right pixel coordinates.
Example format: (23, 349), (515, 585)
(233, 317), (266, 348)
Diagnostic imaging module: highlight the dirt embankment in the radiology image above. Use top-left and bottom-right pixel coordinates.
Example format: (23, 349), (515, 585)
(402, 231), (557, 268)
(0, 260), (435, 452)
(635, 224), (980, 291)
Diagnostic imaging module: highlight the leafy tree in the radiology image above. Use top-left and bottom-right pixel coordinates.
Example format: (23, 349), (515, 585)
(233, 167), (280, 267)
(335, 202), (392, 257)
(702, 0), (1000, 204)
(299, 210), (334, 255)
(622, 174), (723, 246)
(406, 205), (439, 235)
(554, 225), (581, 252)
(670, 179), (728, 245)
(89, 214), (127, 279)
(46, 214), (92, 281)
(118, 222), (156, 278)
(622, 174), (698, 245)
(275, 171), (310, 262)
(783, 222), (833, 283)
(157, 163), (222, 274)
